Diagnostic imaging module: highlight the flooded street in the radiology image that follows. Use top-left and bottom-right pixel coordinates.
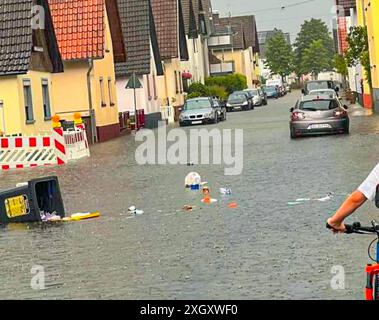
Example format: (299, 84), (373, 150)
(2, 91), (379, 300)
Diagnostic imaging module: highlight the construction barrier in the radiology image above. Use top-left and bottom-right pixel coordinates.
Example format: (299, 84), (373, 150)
(0, 114), (90, 171)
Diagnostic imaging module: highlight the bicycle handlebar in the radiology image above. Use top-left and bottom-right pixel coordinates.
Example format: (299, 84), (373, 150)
(326, 220), (379, 235)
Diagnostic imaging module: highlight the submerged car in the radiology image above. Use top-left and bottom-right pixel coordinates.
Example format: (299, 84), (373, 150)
(244, 89), (264, 106)
(263, 85), (279, 99)
(226, 92), (251, 111)
(179, 97), (224, 126)
(289, 95), (349, 139)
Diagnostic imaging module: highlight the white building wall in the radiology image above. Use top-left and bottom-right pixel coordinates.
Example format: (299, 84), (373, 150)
(116, 43), (161, 115)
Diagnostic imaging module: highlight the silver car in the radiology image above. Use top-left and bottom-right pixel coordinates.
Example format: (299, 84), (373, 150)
(244, 89), (263, 106)
(289, 95), (350, 139)
(179, 97), (222, 126)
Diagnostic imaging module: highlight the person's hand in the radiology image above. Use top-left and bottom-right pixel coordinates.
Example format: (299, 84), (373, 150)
(327, 217), (346, 234)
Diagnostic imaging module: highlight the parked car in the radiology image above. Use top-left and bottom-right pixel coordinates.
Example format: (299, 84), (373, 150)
(212, 98), (227, 122)
(258, 88), (268, 105)
(263, 85), (279, 99)
(179, 97), (223, 126)
(302, 80), (339, 96)
(233, 91), (254, 109)
(226, 92), (251, 111)
(289, 94), (350, 139)
(244, 89), (264, 106)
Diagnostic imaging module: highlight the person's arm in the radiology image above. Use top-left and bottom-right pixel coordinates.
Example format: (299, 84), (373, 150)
(327, 191), (368, 233)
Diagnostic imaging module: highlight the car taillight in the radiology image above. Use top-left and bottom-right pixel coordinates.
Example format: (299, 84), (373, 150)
(334, 110), (347, 117)
(291, 112), (305, 121)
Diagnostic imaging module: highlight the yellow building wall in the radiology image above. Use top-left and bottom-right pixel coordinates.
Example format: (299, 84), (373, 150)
(0, 71), (54, 136)
(51, 4), (119, 141)
(157, 58), (185, 107)
(52, 61), (90, 118)
(0, 76), (22, 135)
(357, 0), (372, 104)
(365, 0), (379, 90)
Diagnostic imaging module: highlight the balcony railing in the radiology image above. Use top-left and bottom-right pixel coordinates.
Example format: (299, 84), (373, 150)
(208, 35), (233, 48)
(210, 62), (235, 75)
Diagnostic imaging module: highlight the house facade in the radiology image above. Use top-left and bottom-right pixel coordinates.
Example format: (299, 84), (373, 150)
(0, 0), (63, 136)
(151, 0), (189, 110)
(114, 0), (164, 129)
(208, 13), (261, 88)
(48, 0), (123, 143)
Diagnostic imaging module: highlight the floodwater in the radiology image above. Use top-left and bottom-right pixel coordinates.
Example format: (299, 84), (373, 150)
(1, 91), (379, 300)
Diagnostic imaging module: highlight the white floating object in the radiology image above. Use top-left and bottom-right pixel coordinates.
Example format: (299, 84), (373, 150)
(135, 210), (144, 215)
(185, 172), (201, 187)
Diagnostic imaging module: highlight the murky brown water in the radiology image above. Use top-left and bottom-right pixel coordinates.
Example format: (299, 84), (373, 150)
(1, 92), (379, 299)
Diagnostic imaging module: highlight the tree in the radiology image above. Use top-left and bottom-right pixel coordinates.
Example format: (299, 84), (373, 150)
(265, 31), (294, 81)
(334, 54), (349, 89)
(300, 40), (332, 79)
(346, 26), (372, 86)
(294, 19), (335, 76)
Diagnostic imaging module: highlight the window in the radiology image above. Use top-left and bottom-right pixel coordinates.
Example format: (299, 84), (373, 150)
(193, 39), (197, 53)
(100, 77), (106, 107)
(146, 75), (152, 101)
(42, 79), (51, 120)
(23, 79), (34, 123)
(179, 71), (183, 94)
(108, 77), (115, 106)
(175, 71), (179, 94)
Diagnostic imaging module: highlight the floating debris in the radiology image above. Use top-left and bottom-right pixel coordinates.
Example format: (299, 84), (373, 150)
(227, 202), (238, 209)
(220, 188), (232, 195)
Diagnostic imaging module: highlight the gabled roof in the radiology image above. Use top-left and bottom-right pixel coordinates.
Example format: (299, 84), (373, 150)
(115, 0), (151, 76)
(151, 0), (188, 61)
(0, 0), (63, 76)
(217, 15), (260, 53)
(48, 0), (105, 60)
(151, 0), (179, 59)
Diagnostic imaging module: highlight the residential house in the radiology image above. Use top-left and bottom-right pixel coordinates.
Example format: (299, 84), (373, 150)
(114, 0), (164, 129)
(0, 0), (63, 136)
(180, 0), (213, 88)
(208, 13), (261, 88)
(48, 0), (125, 143)
(151, 0), (189, 112)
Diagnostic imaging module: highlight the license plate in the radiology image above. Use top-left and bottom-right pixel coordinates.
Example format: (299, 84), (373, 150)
(192, 121), (202, 125)
(308, 124), (331, 130)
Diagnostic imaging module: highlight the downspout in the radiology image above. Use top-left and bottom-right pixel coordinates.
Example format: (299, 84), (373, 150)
(87, 58), (97, 143)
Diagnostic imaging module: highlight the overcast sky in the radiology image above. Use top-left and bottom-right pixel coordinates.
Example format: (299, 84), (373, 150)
(212, 0), (335, 42)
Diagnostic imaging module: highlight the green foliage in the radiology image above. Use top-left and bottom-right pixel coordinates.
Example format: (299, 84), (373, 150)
(300, 40), (332, 78)
(208, 85), (228, 100)
(346, 26), (372, 86)
(186, 92), (203, 99)
(188, 82), (210, 96)
(334, 54), (348, 77)
(205, 74), (247, 94)
(265, 31), (294, 78)
(294, 19), (335, 76)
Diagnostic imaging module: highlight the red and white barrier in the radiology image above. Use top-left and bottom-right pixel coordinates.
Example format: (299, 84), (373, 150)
(0, 129), (90, 171)
(0, 136), (56, 170)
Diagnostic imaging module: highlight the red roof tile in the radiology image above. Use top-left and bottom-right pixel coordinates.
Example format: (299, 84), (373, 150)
(48, 0), (105, 60)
